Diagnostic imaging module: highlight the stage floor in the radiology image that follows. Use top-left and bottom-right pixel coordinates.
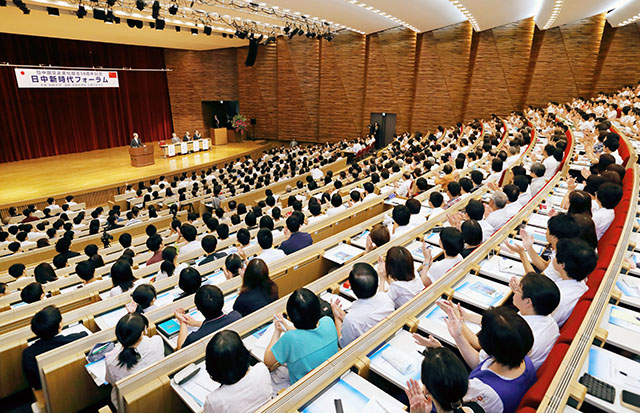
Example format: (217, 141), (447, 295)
(0, 141), (271, 207)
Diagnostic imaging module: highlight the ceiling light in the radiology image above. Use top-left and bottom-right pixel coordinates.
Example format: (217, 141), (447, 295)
(447, 0), (479, 31)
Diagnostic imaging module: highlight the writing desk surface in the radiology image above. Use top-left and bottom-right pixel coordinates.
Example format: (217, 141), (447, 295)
(599, 304), (640, 355)
(405, 240), (442, 263)
(478, 255), (525, 283)
(616, 275), (640, 309)
(452, 275), (511, 310)
(323, 243), (365, 265)
(170, 360), (219, 413)
(95, 307), (129, 331)
(368, 329), (423, 390)
(418, 303), (481, 347)
(299, 370), (406, 413)
(580, 345), (640, 413)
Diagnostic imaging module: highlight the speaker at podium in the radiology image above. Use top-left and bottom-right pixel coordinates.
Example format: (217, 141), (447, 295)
(129, 146), (155, 167)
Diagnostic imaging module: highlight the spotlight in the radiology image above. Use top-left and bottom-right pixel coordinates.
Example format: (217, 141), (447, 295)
(46, 6), (59, 15)
(135, 0), (144, 11)
(168, 3), (177, 15)
(191, 28), (197, 35)
(203, 26), (211, 35)
(151, 0), (159, 18)
(155, 18), (165, 30)
(77, 5), (87, 18)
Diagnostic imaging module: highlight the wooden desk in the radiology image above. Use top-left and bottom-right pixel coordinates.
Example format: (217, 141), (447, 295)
(160, 139), (211, 157)
(212, 128), (228, 145)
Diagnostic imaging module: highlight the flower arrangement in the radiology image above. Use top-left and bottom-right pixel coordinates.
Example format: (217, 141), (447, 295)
(231, 114), (248, 133)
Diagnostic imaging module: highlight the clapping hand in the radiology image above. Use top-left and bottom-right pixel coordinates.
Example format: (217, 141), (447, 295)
(330, 299), (346, 321)
(412, 333), (441, 348)
(519, 228), (534, 249)
(404, 379), (432, 413)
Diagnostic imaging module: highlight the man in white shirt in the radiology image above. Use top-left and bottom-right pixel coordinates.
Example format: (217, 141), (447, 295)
(548, 238), (597, 327)
(406, 198), (427, 228)
(509, 273), (560, 370)
(502, 184), (522, 219)
(332, 263), (395, 347)
(178, 224), (202, 257)
(255, 228), (286, 264)
(362, 182), (377, 202)
(485, 191), (510, 233)
(513, 175), (531, 206)
(541, 144), (560, 180)
(603, 137), (623, 164)
(529, 162), (547, 196)
(427, 192), (445, 220)
(310, 165), (324, 181)
(390, 205), (413, 239)
(592, 182), (622, 239)
(420, 227), (464, 287)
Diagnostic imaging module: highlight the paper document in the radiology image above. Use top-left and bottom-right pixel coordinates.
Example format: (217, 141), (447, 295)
(609, 306), (640, 334)
(176, 364), (220, 407)
(85, 359), (108, 386)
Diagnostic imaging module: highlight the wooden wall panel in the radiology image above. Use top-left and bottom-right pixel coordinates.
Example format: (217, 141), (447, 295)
(166, 14), (640, 141)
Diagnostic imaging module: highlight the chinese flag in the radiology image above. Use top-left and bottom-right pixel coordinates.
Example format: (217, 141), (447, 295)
(109, 72), (117, 78)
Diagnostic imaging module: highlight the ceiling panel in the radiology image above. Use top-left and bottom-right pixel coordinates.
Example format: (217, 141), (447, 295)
(367, 0), (466, 32)
(464, 0), (541, 31)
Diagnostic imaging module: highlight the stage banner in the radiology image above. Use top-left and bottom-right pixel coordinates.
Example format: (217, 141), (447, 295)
(202, 139), (209, 150)
(192, 140), (200, 152)
(14, 68), (119, 88)
(167, 145), (175, 157)
(180, 142), (188, 154)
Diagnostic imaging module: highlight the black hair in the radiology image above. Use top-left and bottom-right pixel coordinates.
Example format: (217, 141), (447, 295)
(76, 260), (95, 282)
(236, 228), (251, 246)
(519, 272), (561, 316)
(465, 199), (485, 221)
(470, 170), (484, 185)
(547, 213), (578, 240)
(286, 214), (302, 233)
(55, 237), (72, 254)
(31, 305), (62, 339)
(257, 228), (274, 250)
(420, 347), (469, 411)
(179, 267), (202, 296)
(286, 288), (322, 330)
(349, 263), (378, 299)
(259, 215), (275, 230)
(146, 234), (163, 252)
(461, 220), (482, 247)
(206, 330), (252, 385)
(447, 181), (461, 197)
(132, 284), (157, 311)
(503, 184), (520, 203)
(115, 313), (149, 369)
(555, 238), (597, 281)
(392, 205), (411, 226)
(225, 254), (244, 278)
(21, 282), (44, 304)
(119, 233), (132, 248)
(478, 306), (533, 369)
(406, 198), (421, 215)
(241, 259), (278, 301)
(35, 262), (58, 283)
(9, 263), (25, 279)
(111, 260), (136, 292)
(440, 227), (464, 256)
(195, 285), (225, 319)
(181, 224), (197, 242)
(201, 235), (218, 254)
(597, 182), (623, 209)
(216, 223), (230, 240)
(429, 192), (444, 208)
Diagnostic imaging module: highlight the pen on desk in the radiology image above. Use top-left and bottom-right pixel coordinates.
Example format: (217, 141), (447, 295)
(334, 399), (344, 413)
(177, 367), (200, 385)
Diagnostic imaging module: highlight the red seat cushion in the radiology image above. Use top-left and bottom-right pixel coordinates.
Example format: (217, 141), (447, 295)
(559, 300), (592, 343)
(518, 343), (571, 409)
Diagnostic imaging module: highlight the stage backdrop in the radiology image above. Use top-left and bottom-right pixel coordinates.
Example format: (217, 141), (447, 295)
(0, 33), (173, 163)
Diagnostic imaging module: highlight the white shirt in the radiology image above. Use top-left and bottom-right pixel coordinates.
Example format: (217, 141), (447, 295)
(530, 177), (546, 197)
(427, 255), (463, 284)
(179, 240), (202, 257)
(256, 248), (286, 265)
(503, 202), (521, 219)
(428, 207), (444, 219)
(390, 224), (413, 240)
(521, 314), (559, 370)
(156, 262), (188, 281)
(542, 156), (559, 180)
(387, 276), (424, 309)
(479, 219), (494, 242)
(552, 278), (588, 327)
(105, 335), (165, 405)
(592, 207), (615, 240)
(609, 150), (623, 164)
(486, 208), (510, 233)
(326, 205), (347, 217)
(339, 293), (395, 347)
(204, 363), (273, 413)
(363, 192), (377, 202)
(310, 168), (324, 180)
(109, 278), (148, 297)
(517, 192), (531, 207)
(409, 214), (427, 228)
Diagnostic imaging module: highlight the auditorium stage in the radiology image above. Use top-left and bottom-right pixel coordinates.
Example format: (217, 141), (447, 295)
(0, 140), (272, 208)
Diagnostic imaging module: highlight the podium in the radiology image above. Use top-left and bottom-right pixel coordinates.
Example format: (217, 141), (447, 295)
(212, 128), (228, 145)
(129, 146), (155, 167)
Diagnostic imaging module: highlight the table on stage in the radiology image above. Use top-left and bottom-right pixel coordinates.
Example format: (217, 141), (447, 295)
(129, 146), (155, 167)
(159, 138), (211, 157)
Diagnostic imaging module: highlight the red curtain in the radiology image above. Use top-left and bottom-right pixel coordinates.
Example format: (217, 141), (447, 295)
(0, 33), (173, 163)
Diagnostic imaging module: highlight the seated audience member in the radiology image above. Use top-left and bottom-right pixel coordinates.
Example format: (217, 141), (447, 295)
(132, 284), (157, 313)
(365, 223), (390, 253)
(420, 227), (464, 287)
(174, 285), (242, 349)
(84, 244), (104, 268)
(407, 198), (427, 227)
(158, 246), (187, 281)
(110, 260), (142, 297)
(233, 259), (279, 317)
(545, 238), (597, 326)
(35, 262), (58, 284)
(55, 237), (80, 260)
(421, 306), (535, 413)
(204, 330), (273, 413)
(502, 184), (521, 218)
(529, 162), (547, 196)
(264, 288), (339, 384)
(508, 272), (561, 370)
(174, 267), (202, 301)
(444, 181), (462, 208)
(427, 192), (445, 218)
(593, 182), (623, 239)
(279, 213), (313, 255)
(8, 241), (21, 254)
(513, 174), (531, 206)
(331, 263), (394, 347)
(253, 228), (286, 264)
(105, 313), (164, 405)
(222, 254), (244, 280)
(390, 205), (412, 239)
(485, 191), (510, 233)
(145, 234), (164, 266)
(0, 282), (7, 297)
(460, 220), (483, 258)
(9, 263), (26, 280)
(216, 223), (230, 241)
(378, 246), (425, 309)
(52, 254), (68, 270)
(75, 260), (96, 284)
(119, 233), (135, 257)
(542, 144), (559, 179)
(179, 224), (201, 256)
(22, 306), (89, 389)
(199, 235), (227, 266)
(405, 347), (483, 413)
(21, 282), (45, 304)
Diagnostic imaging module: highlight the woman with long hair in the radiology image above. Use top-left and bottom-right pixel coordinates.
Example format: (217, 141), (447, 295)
(233, 258), (278, 316)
